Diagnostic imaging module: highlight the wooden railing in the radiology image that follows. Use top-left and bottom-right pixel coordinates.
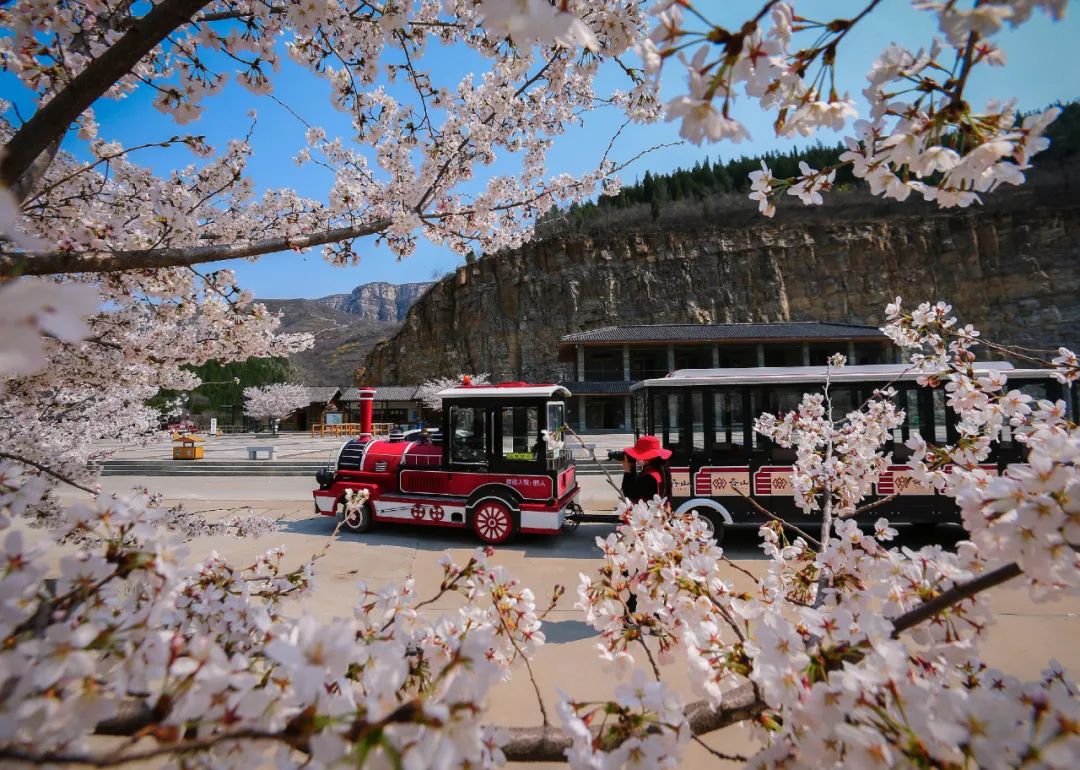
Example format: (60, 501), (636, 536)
(309, 422), (396, 438)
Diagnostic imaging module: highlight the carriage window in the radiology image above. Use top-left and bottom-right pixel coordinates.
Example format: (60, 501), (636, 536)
(774, 388), (803, 416)
(713, 391), (744, 450)
(932, 389), (948, 443)
(450, 406), (488, 465)
(667, 393), (681, 446)
(691, 390), (705, 452)
(829, 387), (856, 420)
(750, 389), (762, 449)
(501, 406), (539, 460)
(651, 392), (665, 440)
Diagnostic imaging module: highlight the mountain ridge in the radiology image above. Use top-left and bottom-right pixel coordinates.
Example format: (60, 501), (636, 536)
(262, 280), (433, 384)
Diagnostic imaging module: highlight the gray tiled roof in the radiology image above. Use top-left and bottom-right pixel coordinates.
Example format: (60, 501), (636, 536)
(562, 380), (635, 395)
(306, 386), (341, 404)
(560, 322), (886, 345)
(339, 385), (421, 402)
(374, 385), (420, 402)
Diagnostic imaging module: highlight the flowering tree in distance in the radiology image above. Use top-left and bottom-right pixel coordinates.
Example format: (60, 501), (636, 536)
(416, 373), (492, 412)
(0, 0), (1078, 768)
(243, 383), (311, 432)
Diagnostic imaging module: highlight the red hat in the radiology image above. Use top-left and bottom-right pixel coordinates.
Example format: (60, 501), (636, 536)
(624, 435), (672, 462)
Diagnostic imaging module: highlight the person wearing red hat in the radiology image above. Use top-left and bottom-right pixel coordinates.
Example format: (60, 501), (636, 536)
(620, 434), (673, 504)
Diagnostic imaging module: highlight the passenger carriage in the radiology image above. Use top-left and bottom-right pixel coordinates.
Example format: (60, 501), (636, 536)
(313, 383), (582, 544)
(630, 363), (1074, 541)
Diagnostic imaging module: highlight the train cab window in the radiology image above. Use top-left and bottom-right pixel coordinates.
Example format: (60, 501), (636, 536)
(449, 406), (488, 466)
(546, 401), (565, 436)
(500, 406), (540, 461)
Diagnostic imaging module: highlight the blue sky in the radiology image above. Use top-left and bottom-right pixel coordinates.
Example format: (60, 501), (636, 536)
(3, 2), (1077, 299)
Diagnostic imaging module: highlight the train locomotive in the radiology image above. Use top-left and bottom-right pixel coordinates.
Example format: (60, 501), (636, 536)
(313, 382), (582, 544)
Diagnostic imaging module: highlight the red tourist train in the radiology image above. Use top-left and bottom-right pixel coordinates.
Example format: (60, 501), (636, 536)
(313, 383), (583, 544)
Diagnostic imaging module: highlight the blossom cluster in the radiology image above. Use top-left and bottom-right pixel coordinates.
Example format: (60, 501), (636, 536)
(755, 354), (904, 518)
(0, 459), (549, 768)
(884, 298), (1080, 598)
(242, 382), (311, 421)
(642, 1), (1066, 214)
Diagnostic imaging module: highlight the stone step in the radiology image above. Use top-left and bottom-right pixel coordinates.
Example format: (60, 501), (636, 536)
(99, 460), (326, 477)
(99, 460), (622, 477)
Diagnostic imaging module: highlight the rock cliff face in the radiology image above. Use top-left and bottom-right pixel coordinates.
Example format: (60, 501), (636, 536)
(360, 200), (1080, 384)
(316, 281), (432, 322)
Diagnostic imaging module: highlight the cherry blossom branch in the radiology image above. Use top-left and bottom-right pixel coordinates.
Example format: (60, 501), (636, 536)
(849, 492), (900, 518)
(0, 218), (390, 276)
(730, 485), (822, 549)
(0, 451), (96, 494)
(890, 561), (1022, 638)
(1, 0), (214, 190)
(0, 730), (293, 767)
(562, 425), (622, 497)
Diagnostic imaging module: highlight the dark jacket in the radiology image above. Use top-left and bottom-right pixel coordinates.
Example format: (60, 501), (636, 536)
(621, 461), (670, 503)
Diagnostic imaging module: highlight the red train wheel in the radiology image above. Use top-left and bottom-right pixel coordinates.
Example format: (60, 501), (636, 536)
(429, 504), (445, 522)
(472, 500), (514, 545)
(411, 503), (425, 520)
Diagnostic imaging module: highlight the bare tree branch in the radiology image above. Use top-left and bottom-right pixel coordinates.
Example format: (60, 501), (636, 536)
(1, 0), (215, 190)
(0, 219), (391, 277)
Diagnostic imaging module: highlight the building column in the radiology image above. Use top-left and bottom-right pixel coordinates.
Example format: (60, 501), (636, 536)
(711, 344), (720, 368)
(576, 345), (585, 382)
(577, 396), (585, 431)
(756, 344), (765, 367)
(666, 344), (675, 374)
(622, 344), (631, 381)
(801, 342), (810, 366)
(623, 395), (632, 431)
(847, 341), (857, 364)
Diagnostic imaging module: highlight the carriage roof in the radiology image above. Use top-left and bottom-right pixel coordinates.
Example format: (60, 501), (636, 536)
(631, 362), (1060, 389)
(436, 383), (571, 399)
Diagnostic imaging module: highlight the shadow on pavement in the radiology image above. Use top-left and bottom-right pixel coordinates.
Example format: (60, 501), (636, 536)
(542, 620), (597, 644)
(278, 515), (618, 559)
(279, 516), (968, 560)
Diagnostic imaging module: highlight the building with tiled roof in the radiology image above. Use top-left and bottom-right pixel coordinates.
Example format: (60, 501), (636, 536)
(558, 322), (896, 430)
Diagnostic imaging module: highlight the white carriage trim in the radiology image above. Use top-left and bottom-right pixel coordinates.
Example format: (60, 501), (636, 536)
(674, 498), (733, 524)
(631, 362), (1057, 389)
(374, 499), (467, 523)
(314, 492), (338, 513)
(468, 494), (517, 515)
(521, 509), (564, 531)
(436, 384), (571, 399)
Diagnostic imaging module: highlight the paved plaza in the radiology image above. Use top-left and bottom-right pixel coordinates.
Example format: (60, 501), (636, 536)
(43, 469), (1080, 768)
(99, 431), (638, 462)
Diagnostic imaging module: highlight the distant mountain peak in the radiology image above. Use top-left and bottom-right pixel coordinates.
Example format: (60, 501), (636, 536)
(313, 281), (433, 322)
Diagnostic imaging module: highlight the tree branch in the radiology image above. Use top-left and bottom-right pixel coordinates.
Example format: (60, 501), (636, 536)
(890, 561), (1022, 638)
(70, 562), (1025, 764)
(2, 0), (215, 190)
(0, 452), (97, 494)
(0, 219), (390, 277)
